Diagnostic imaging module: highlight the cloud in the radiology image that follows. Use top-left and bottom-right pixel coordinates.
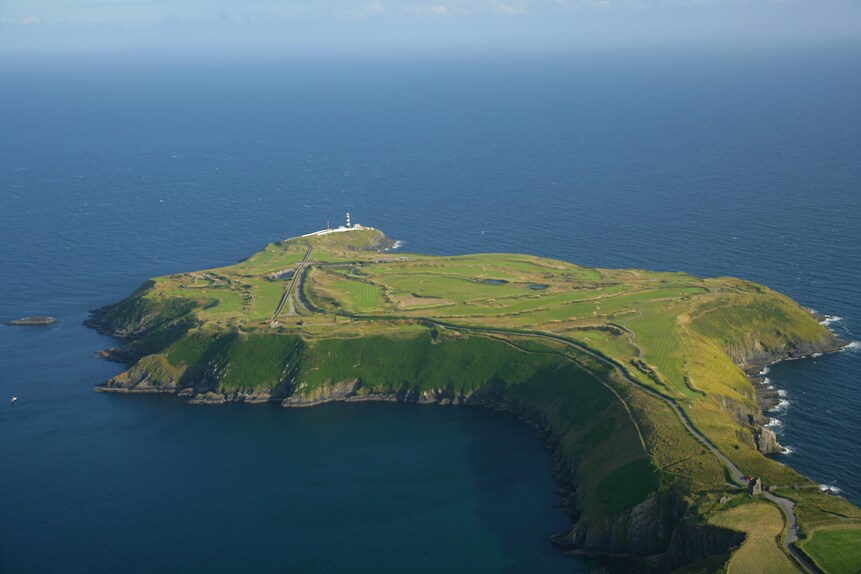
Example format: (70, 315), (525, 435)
(335, 0), (386, 20)
(404, 4), (450, 17)
(493, 2), (528, 15)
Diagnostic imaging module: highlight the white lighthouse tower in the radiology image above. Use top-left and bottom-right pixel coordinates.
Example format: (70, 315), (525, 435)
(346, 212), (351, 228)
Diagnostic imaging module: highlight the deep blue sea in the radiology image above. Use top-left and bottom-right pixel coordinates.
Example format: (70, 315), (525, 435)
(2, 46), (860, 572)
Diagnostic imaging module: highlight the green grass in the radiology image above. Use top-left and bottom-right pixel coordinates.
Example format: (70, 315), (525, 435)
(248, 279), (287, 320)
(328, 277), (387, 313)
(93, 225), (855, 558)
(709, 501), (802, 574)
(217, 334), (303, 391)
(230, 242), (307, 275)
(299, 331), (560, 393)
(798, 528), (861, 574)
(626, 306), (694, 396)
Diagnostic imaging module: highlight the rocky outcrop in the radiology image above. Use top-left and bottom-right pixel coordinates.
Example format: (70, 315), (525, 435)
(187, 391), (227, 405)
(97, 351), (280, 404)
(6, 316), (56, 326)
(185, 388), (274, 405)
(279, 380), (480, 408)
(727, 331), (845, 458)
(553, 491), (679, 558)
(727, 333), (845, 372)
(551, 490), (747, 571)
(659, 521), (745, 571)
(755, 427), (784, 455)
(97, 355), (179, 393)
(281, 379), (364, 407)
(749, 375), (780, 413)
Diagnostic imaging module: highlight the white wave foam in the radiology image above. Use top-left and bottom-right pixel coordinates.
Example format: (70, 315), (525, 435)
(386, 240), (404, 251)
(759, 366), (770, 376)
(812, 352), (823, 358)
(820, 484), (842, 494)
(778, 389), (788, 398)
(781, 446), (794, 455)
(820, 315), (844, 326)
(766, 418), (783, 430)
(771, 399), (791, 413)
(844, 341), (861, 352)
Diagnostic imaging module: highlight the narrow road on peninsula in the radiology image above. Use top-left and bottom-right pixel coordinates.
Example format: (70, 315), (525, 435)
(273, 243), (313, 320)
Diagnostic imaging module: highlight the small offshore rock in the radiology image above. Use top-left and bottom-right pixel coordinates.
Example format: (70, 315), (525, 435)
(6, 316), (56, 326)
(755, 427), (784, 455)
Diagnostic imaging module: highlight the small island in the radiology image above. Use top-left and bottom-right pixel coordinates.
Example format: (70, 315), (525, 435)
(6, 316), (56, 326)
(87, 222), (861, 573)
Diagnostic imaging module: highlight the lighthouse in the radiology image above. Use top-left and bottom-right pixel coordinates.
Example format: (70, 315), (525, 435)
(346, 212), (351, 228)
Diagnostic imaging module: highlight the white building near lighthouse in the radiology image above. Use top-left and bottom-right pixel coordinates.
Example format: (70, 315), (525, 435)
(302, 213), (373, 237)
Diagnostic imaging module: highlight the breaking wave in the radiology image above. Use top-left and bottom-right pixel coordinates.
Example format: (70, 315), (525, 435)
(770, 399), (791, 413)
(820, 315), (844, 327)
(766, 418), (783, 430)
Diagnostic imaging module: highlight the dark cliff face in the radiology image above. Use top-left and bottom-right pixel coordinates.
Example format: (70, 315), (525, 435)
(552, 490), (679, 555)
(660, 521), (745, 571)
(551, 489), (747, 572)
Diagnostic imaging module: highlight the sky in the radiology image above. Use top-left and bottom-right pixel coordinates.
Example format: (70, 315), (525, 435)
(1, 0), (860, 57)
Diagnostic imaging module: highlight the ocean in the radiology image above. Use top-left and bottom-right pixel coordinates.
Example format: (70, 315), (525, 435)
(1, 46), (860, 572)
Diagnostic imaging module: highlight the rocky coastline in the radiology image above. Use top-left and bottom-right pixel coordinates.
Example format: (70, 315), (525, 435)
(737, 324), (847, 456)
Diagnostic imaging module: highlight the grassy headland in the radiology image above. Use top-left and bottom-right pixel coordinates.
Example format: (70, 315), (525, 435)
(87, 227), (860, 572)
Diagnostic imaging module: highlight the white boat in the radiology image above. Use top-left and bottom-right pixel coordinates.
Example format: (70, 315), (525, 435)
(10, 397), (17, 404)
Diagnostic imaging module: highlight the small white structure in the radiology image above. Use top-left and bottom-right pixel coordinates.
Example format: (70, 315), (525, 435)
(301, 213), (373, 237)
